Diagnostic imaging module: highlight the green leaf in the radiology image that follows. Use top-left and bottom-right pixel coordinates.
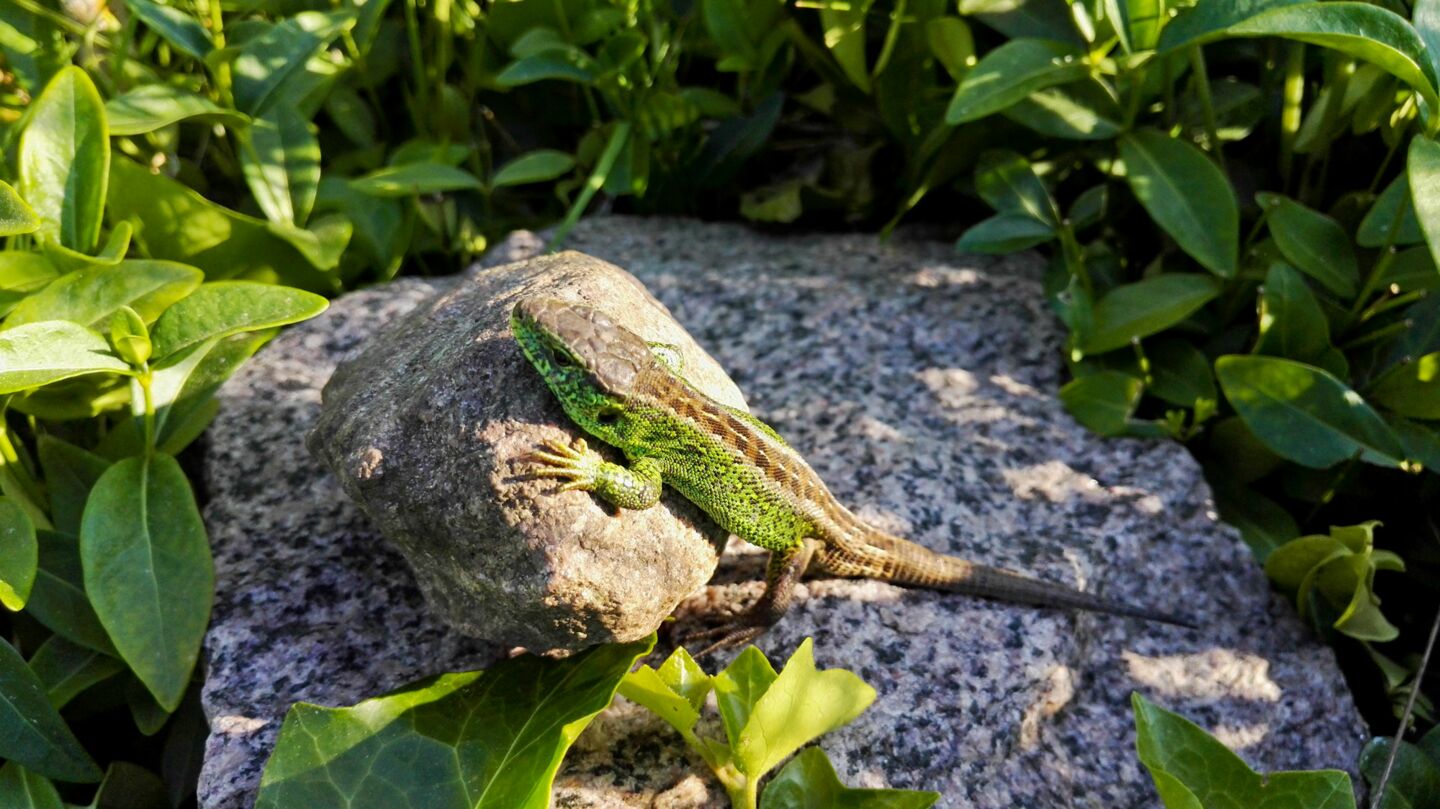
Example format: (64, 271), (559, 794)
(229, 11), (356, 115)
(1358, 173), (1425, 247)
(124, 0), (213, 59)
(1060, 371), (1144, 436)
(1107, 0), (1166, 53)
(149, 281), (326, 361)
(1002, 81), (1124, 141)
(124, 676), (170, 736)
(80, 454), (213, 712)
(945, 39), (1088, 124)
(0, 761), (64, 809)
(1158, 0), (1306, 51)
(1418, 0), (1440, 91)
(26, 636), (123, 710)
(87, 762), (167, 809)
(106, 158), (337, 293)
(495, 52), (597, 87)
(955, 213), (1055, 253)
(1369, 352), (1440, 418)
(1081, 274), (1221, 354)
(39, 222), (130, 276)
(1265, 523), (1402, 641)
(0, 252), (58, 315)
(0, 500), (37, 612)
(109, 306), (151, 368)
(714, 646), (778, 751)
(1257, 194), (1358, 298)
(1120, 130), (1239, 277)
(351, 163), (484, 197)
(1133, 693), (1355, 809)
(0, 182), (40, 237)
(105, 84), (246, 136)
(1215, 355), (1406, 468)
(28, 532), (116, 656)
(760, 747), (940, 808)
(974, 150), (1058, 225)
(1360, 734), (1440, 809)
(819, 0), (873, 92)
(925, 17), (974, 82)
(732, 639), (875, 779)
(1146, 338), (1217, 408)
(2, 261), (203, 331)
(0, 638), (100, 783)
(256, 636), (654, 808)
(18, 66), (109, 253)
(1407, 136), (1440, 275)
(492, 150), (577, 188)
(0, 322), (130, 395)
(267, 216), (352, 272)
(619, 646), (713, 738)
(1209, 477), (1296, 561)
(1254, 263), (1340, 371)
(239, 106), (320, 226)
(36, 436), (109, 537)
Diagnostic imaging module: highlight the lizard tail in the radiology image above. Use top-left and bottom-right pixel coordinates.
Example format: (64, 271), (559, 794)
(814, 532), (1196, 629)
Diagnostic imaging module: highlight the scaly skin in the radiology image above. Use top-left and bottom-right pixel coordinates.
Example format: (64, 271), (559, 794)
(511, 297), (1193, 651)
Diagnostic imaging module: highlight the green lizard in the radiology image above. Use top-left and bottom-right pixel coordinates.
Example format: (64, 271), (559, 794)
(511, 296), (1193, 651)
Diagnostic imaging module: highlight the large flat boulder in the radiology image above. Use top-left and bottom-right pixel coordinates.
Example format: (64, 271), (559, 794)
(198, 217), (1366, 808)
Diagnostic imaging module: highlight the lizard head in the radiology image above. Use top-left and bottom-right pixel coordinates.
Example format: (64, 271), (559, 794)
(510, 297), (655, 440)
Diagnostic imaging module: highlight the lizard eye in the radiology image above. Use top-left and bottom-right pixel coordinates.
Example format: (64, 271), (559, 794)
(596, 408), (621, 426)
(551, 351), (576, 369)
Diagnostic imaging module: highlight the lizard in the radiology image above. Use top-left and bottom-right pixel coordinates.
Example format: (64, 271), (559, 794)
(510, 296), (1194, 652)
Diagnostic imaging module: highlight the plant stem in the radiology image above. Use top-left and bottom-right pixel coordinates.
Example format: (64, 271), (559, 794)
(1280, 43), (1305, 189)
(1188, 47), (1225, 170)
(139, 367), (157, 455)
(1371, 603), (1440, 808)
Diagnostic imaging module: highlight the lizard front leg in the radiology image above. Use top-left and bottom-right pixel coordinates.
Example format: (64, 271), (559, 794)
(693, 537), (818, 656)
(525, 437), (663, 510)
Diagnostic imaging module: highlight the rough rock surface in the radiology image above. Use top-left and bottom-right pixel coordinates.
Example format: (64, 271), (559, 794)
(307, 252), (741, 651)
(199, 216), (1367, 808)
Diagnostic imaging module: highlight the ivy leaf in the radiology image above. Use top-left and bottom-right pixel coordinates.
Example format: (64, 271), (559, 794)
(1120, 130), (1239, 277)
(1133, 692), (1355, 808)
(760, 747), (940, 808)
(1215, 355), (1406, 468)
(731, 639), (875, 780)
(1359, 728), (1440, 809)
(256, 636), (654, 808)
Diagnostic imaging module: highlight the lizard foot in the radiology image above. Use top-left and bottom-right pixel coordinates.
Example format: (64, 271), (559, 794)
(683, 621), (769, 659)
(521, 436), (605, 493)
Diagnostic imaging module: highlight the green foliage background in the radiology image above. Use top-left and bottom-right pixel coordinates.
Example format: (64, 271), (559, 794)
(2, 0), (1440, 804)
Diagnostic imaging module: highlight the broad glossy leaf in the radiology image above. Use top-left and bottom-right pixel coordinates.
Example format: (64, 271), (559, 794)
(1408, 136), (1440, 274)
(40, 223), (130, 275)
(0, 252), (58, 314)
(125, 676), (170, 736)
(0, 638), (100, 783)
(958, 0), (1082, 42)
(733, 639), (875, 778)
(36, 437), (109, 537)
(239, 106), (320, 226)
(314, 178), (408, 278)
(124, 0), (212, 59)
(1369, 352), (1440, 418)
(0, 322), (129, 395)
(27, 532), (114, 656)
(255, 636), (654, 808)
(945, 39), (1088, 124)
(0, 761), (64, 809)
(1255, 263), (1336, 369)
(1146, 338), (1217, 408)
(1419, 0), (1440, 90)
(492, 150), (577, 188)
(106, 158), (337, 293)
(1257, 194), (1358, 298)
(80, 454), (212, 712)
(106, 85), (247, 136)
(267, 216), (352, 272)
(229, 11), (355, 115)
(955, 213), (1055, 253)
(352, 163), (484, 197)
(0, 500), (37, 611)
(1393, 417), (1440, 471)
(1378, 246), (1439, 293)
(1158, 0), (1305, 51)
(1060, 371), (1144, 436)
(819, 0), (873, 92)
(1120, 130), (1238, 277)
(974, 150), (1057, 224)
(760, 747), (940, 808)
(1358, 174), (1424, 247)
(149, 281), (326, 360)
(1215, 355), (1406, 468)
(26, 636), (123, 710)
(1106, 0), (1165, 53)
(1133, 693), (1355, 809)
(1360, 734), (1440, 809)
(18, 66), (109, 253)
(1002, 81), (1124, 141)
(2, 261), (202, 331)
(0, 182), (40, 237)
(1081, 274), (1221, 354)
(619, 646), (713, 738)
(714, 646), (778, 750)
(495, 52), (597, 87)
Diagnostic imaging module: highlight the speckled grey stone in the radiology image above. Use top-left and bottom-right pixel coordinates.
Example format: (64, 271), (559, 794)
(307, 252), (739, 651)
(198, 216), (1367, 809)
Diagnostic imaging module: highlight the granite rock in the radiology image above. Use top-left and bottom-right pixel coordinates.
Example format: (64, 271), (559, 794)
(199, 216), (1367, 808)
(307, 252), (740, 651)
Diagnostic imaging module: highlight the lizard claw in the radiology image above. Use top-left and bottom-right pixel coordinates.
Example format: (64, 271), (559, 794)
(682, 618), (771, 658)
(520, 436), (603, 492)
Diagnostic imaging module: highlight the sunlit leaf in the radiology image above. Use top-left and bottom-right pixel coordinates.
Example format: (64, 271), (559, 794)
(761, 747), (940, 808)
(1081, 274), (1221, 354)
(1120, 130), (1238, 277)
(17, 66), (108, 253)
(105, 84), (246, 135)
(945, 39), (1087, 124)
(0, 322), (130, 395)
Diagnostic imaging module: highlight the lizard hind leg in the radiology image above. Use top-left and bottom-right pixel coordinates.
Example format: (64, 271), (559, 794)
(691, 537), (820, 657)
